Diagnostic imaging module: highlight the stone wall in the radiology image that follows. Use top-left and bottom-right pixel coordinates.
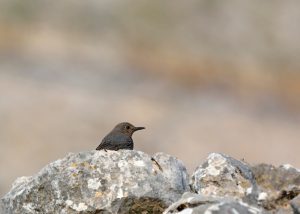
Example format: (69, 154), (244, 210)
(1, 150), (299, 213)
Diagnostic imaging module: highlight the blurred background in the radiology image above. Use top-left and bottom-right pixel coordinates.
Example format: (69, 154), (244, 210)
(0, 0), (300, 196)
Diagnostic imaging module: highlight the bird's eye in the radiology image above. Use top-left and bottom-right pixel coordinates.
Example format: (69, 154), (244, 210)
(125, 126), (130, 129)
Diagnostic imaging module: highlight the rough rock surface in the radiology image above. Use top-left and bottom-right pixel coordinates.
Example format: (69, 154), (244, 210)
(2, 151), (299, 214)
(190, 153), (257, 200)
(252, 164), (300, 213)
(291, 195), (300, 213)
(1, 150), (189, 214)
(163, 192), (266, 214)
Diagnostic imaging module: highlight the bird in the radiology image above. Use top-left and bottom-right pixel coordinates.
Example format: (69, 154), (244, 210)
(96, 122), (145, 151)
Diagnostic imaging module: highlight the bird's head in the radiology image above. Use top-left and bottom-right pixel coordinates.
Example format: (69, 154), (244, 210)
(113, 122), (145, 136)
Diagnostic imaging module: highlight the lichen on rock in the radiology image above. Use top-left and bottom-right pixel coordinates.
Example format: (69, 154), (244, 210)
(1, 151), (299, 213)
(1, 150), (189, 214)
(190, 153), (257, 199)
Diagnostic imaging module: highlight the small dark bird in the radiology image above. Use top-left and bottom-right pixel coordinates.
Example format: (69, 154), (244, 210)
(96, 122), (145, 151)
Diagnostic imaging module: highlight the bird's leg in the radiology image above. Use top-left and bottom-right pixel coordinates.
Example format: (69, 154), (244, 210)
(104, 149), (107, 152)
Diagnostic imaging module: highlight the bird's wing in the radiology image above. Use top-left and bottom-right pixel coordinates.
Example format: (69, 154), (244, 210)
(96, 134), (132, 150)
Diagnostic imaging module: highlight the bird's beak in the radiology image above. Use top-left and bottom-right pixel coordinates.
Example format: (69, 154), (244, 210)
(133, 127), (145, 132)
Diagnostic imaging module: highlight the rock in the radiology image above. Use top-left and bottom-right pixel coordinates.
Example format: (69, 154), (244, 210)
(163, 192), (266, 214)
(190, 153), (257, 200)
(1, 150), (189, 214)
(252, 164), (300, 212)
(2, 150), (299, 213)
(291, 195), (300, 214)
(152, 153), (189, 194)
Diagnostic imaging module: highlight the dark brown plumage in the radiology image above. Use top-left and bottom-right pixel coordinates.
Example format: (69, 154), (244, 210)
(96, 122), (145, 151)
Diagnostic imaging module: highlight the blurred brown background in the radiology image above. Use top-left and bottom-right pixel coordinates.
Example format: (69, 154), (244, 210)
(0, 0), (300, 196)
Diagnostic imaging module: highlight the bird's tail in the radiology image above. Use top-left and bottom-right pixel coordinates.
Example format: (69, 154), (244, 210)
(95, 144), (103, 150)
